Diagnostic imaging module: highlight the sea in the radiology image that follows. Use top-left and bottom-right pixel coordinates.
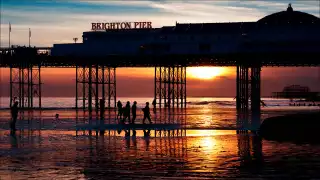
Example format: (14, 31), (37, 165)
(0, 97), (320, 179)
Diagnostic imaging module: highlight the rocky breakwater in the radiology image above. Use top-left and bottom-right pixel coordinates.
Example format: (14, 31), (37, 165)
(259, 112), (320, 144)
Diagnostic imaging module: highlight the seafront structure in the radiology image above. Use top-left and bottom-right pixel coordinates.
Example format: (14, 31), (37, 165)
(272, 85), (320, 101)
(1, 4), (320, 131)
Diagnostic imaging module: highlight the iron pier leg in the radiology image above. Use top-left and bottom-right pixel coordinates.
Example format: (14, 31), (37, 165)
(236, 64), (261, 132)
(20, 66), (24, 109)
(88, 65), (93, 125)
(176, 66), (180, 108)
(10, 63), (41, 110)
(82, 66), (86, 110)
(10, 66), (13, 107)
(250, 66), (261, 131)
(163, 67), (167, 111)
(76, 65), (87, 110)
(236, 64), (249, 132)
(95, 65), (99, 112)
(154, 65), (187, 136)
(102, 65), (105, 125)
(28, 65), (30, 108)
(154, 66), (157, 119)
(76, 65), (78, 109)
(184, 66), (187, 108)
(76, 65), (116, 127)
(171, 66), (175, 111)
(30, 66), (33, 108)
(168, 66), (171, 112)
(94, 65), (99, 125)
(106, 67), (116, 124)
(112, 67), (116, 117)
(35, 64), (41, 109)
(107, 68), (111, 124)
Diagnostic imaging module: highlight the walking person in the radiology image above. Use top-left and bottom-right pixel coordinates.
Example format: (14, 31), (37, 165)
(131, 101), (137, 124)
(142, 102), (152, 124)
(122, 101), (131, 124)
(10, 101), (19, 131)
(117, 100), (123, 121)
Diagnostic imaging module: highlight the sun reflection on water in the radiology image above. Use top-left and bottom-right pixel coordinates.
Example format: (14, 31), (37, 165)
(200, 136), (217, 151)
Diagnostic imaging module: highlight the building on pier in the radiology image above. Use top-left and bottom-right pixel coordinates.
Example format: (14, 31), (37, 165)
(272, 85), (320, 101)
(51, 4), (320, 57)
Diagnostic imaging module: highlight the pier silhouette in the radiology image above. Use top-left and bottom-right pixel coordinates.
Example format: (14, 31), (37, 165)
(1, 5), (319, 132)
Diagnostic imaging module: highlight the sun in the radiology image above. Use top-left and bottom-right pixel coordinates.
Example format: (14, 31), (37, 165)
(187, 67), (226, 79)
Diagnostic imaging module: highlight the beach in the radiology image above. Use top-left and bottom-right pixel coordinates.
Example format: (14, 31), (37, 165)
(0, 97), (320, 179)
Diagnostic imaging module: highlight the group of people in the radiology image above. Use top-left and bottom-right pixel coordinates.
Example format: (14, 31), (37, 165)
(117, 99), (156, 124)
(8, 99), (158, 131)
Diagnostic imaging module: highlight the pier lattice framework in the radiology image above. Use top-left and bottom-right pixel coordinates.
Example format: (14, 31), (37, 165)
(154, 65), (187, 136)
(75, 65), (116, 123)
(1, 48), (320, 131)
(236, 62), (261, 131)
(7, 48), (43, 109)
(10, 64), (42, 109)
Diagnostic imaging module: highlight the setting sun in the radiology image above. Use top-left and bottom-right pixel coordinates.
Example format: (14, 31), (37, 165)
(187, 67), (227, 79)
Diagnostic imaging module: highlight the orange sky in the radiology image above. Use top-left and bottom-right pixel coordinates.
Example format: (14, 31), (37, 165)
(0, 67), (319, 97)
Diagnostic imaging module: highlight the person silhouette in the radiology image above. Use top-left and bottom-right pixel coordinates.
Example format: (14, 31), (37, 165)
(287, 3), (293, 12)
(142, 102), (152, 124)
(122, 101), (131, 124)
(10, 101), (19, 131)
(117, 100), (123, 121)
(132, 101), (137, 124)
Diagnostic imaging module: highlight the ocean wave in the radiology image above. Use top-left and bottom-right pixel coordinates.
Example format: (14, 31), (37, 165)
(188, 101), (235, 106)
(0, 99), (318, 110)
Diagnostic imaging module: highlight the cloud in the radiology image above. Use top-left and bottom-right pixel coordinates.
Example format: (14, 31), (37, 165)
(76, 0), (154, 7)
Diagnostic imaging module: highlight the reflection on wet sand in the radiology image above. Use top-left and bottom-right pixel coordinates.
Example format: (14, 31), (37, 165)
(237, 132), (264, 174)
(1, 129), (320, 179)
(0, 129), (265, 179)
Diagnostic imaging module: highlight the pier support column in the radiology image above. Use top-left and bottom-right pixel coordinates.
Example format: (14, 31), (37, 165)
(236, 64), (261, 131)
(10, 63), (42, 109)
(155, 65), (186, 137)
(236, 65), (249, 131)
(155, 66), (186, 111)
(76, 65), (116, 124)
(237, 133), (263, 167)
(250, 66), (261, 131)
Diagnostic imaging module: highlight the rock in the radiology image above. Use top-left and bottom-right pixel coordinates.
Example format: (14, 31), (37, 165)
(259, 112), (320, 144)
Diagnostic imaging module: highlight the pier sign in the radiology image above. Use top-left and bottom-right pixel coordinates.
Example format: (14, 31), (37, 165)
(91, 22), (152, 30)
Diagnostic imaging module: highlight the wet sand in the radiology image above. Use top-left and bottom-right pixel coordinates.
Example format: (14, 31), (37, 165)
(1, 130), (320, 179)
(0, 106), (319, 179)
(0, 107), (318, 130)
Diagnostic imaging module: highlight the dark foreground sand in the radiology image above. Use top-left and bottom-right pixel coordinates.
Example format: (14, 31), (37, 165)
(260, 111), (320, 143)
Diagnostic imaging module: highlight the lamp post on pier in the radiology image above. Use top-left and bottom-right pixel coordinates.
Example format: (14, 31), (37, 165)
(73, 38), (78, 44)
